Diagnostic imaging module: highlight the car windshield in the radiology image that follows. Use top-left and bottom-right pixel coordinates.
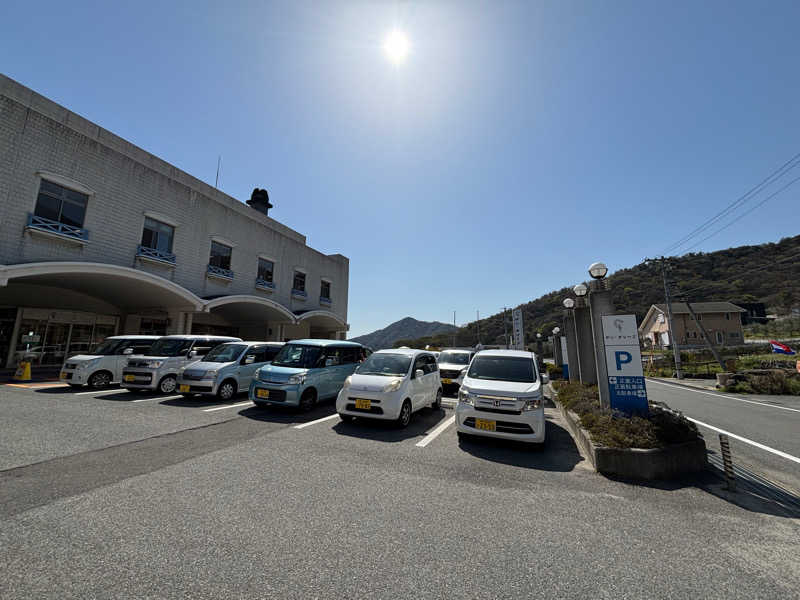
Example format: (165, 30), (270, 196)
(356, 353), (412, 377)
(90, 339), (127, 355)
(271, 344), (323, 368)
(147, 338), (194, 357)
(467, 356), (536, 383)
(203, 344), (246, 363)
(438, 352), (471, 365)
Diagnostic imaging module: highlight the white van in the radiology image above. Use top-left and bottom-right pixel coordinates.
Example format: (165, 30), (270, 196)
(60, 335), (160, 388)
(121, 335), (241, 394)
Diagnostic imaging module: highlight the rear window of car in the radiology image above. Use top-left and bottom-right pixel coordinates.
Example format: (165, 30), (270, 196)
(467, 356), (536, 383)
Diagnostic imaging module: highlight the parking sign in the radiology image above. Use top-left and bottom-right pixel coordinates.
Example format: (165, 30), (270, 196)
(601, 314), (648, 415)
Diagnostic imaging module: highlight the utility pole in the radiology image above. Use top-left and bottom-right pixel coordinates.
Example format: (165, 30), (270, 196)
(658, 257), (683, 379)
(476, 310), (481, 346)
(502, 307), (509, 348)
(452, 310), (456, 348)
(684, 300), (726, 371)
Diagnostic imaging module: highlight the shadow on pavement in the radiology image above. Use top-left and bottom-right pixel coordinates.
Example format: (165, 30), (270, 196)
(160, 395), (245, 408)
(331, 407), (449, 443)
(239, 402), (337, 425)
(457, 417), (584, 472)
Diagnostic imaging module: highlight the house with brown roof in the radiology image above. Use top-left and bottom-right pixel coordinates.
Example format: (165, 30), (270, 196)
(638, 302), (746, 349)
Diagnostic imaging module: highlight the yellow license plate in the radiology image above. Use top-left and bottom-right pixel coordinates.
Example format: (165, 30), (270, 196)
(123, 374), (135, 382)
(179, 384), (190, 393)
(442, 378), (452, 385)
(257, 388), (270, 399)
(355, 398), (371, 410)
(60, 372), (67, 379)
(475, 418), (496, 431)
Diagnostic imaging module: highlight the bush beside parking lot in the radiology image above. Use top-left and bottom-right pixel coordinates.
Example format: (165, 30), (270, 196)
(553, 381), (700, 449)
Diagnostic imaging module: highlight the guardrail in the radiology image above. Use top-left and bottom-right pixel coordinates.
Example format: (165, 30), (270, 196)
(136, 245), (176, 264)
(26, 213), (89, 241)
(256, 278), (275, 289)
(207, 264), (234, 279)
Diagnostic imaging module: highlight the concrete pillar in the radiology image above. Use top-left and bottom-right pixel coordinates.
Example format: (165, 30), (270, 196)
(589, 281), (616, 408)
(563, 310), (579, 382)
(166, 311), (182, 335)
(574, 304), (597, 384)
(184, 312), (194, 334)
(553, 335), (563, 366)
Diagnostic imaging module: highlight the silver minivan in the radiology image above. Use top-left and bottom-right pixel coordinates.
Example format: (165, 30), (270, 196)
(121, 335), (241, 394)
(177, 341), (284, 401)
(60, 335), (160, 388)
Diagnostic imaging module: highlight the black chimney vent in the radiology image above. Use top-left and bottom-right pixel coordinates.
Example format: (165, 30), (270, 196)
(247, 188), (273, 216)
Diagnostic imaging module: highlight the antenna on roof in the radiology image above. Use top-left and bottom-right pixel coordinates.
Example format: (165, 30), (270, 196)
(215, 155), (222, 189)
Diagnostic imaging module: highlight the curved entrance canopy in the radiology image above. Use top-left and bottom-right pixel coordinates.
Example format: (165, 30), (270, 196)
(0, 262), (204, 311)
(295, 310), (348, 339)
(204, 295), (296, 323)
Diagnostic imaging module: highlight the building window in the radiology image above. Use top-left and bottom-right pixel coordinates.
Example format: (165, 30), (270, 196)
(138, 217), (176, 263)
(292, 271), (307, 297)
(35, 180), (88, 228)
(320, 280), (331, 303)
(257, 258), (274, 286)
(696, 314), (702, 321)
(207, 241), (233, 279)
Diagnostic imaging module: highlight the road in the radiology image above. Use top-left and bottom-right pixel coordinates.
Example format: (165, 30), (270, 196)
(647, 379), (800, 494)
(1, 382), (799, 598)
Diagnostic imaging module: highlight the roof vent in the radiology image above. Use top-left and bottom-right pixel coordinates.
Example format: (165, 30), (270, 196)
(247, 188), (273, 216)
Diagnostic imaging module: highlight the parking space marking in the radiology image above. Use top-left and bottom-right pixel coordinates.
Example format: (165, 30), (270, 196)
(203, 401), (253, 412)
(6, 382), (67, 389)
(75, 388), (125, 396)
(415, 415), (456, 448)
(132, 395), (182, 403)
(686, 416), (800, 465)
(294, 414), (340, 429)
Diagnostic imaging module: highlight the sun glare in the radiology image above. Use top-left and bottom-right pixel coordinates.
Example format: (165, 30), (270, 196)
(383, 30), (410, 64)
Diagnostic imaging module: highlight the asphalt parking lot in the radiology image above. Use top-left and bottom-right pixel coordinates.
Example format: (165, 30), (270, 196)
(1, 382), (799, 598)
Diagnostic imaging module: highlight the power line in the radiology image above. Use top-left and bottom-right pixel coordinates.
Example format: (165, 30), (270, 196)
(663, 151), (800, 255)
(680, 174), (800, 253)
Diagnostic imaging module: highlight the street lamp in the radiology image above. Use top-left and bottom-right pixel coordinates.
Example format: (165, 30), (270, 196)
(573, 283), (588, 296)
(553, 327), (560, 335)
(588, 262), (608, 279)
(562, 298), (575, 309)
(536, 333), (542, 340)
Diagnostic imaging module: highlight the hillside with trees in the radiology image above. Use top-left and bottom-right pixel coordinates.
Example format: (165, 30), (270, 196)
(393, 234), (800, 349)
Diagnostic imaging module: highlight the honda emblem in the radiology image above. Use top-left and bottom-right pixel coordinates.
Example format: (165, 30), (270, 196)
(494, 399), (501, 408)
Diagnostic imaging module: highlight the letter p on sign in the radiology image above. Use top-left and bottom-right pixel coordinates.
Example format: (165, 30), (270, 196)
(615, 351), (632, 371)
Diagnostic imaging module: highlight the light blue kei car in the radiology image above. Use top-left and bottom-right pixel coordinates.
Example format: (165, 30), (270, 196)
(249, 339), (369, 411)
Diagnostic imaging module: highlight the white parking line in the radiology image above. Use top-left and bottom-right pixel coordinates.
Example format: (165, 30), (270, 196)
(132, 394), (182, 403)
(685, 416), (800, 466)
(648, 379), (800, 413)
(203, 400), (253, 412)
(294, 413), (340, 429)
(75, 388), (126, 395)
(415, 415), (456, 448)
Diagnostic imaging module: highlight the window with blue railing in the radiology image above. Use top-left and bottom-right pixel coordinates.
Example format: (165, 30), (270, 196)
(138, 217), (176, 264)
(256, 258), (275, 289)
(208, 241), (233, 279)
(292, 271), (307, 298)
(320, 280), (331, 305)
(29, 180), (89, 240)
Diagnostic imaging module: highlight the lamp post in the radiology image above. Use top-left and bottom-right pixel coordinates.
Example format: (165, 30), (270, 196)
(552, 326), (562, 369)
(572, 282), (596, 384)
(587, 261), (614, 409)
(563, 297), (580, 382)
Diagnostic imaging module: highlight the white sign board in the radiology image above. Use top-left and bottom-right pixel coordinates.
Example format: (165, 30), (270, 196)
(604, 344), (643, 376)
(511, 308), (525, 350)
(601, 315), (639, 347)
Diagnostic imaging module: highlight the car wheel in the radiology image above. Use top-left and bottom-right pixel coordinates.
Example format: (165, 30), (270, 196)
(217, 379), (237, 401)
(431, 388), (442, 410)
(158, 375), (177, 394)
(88, 371), (112, 389)
(339, 413), (355, 422)
(299, 389), (316, 412)
(396, 400), (412, 428)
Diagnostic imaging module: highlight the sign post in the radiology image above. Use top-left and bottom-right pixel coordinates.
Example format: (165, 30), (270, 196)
(511, 308), (525, 351)
(601, 315), (648, 415)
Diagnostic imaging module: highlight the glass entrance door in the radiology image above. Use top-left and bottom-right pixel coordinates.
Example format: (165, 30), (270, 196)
(41, 322), (70, 366)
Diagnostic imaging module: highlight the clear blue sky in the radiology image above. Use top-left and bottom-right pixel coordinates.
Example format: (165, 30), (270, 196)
(2, 1), (799, 337)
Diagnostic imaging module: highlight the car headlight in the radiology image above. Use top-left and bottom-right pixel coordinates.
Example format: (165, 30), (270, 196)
(522, 395), (542, 411)
(287, 372), (307, 385)
(458, 388), (474, 405)
(147, 360), (164, 368)
(384, 378), (402, 393)
(343, 375), (352, 388)
(202, 370), (218, 379)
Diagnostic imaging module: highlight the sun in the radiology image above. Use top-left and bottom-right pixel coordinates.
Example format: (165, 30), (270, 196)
(383, 30), (410, 64)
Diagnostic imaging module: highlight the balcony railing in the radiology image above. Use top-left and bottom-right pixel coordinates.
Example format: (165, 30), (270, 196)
(291, 289), (308, 299)
(320, 296), (332, 306)
(256, 278), (275, 290)
(137, 245), (176, 265)
(27, 213), (89, 241)
(207, 264), (234, 280)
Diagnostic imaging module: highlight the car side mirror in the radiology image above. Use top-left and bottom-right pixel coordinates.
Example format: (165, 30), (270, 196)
(415, 369), (424, 379)
(541, 373), (549, 384)
(244, 355), (255, 365)
(325, 358), (336, 367)
(459, 368), (467, 379)
(122, 348), (133, 355)
(188, 350), (197, 358)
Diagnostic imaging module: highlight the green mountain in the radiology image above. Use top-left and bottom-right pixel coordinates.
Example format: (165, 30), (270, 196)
(393, 234), (800, 349)
(350, 317), (458, 350)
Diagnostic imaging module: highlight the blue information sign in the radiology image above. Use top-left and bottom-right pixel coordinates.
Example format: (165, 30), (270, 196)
(608, 375), (648, 415)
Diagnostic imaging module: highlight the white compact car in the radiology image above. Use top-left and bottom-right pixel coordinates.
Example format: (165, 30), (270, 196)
(456, 350), (547, 445)
(336, 348), (442, 427)
(60, 335), (160, 388)
(437, 349), (475, 392)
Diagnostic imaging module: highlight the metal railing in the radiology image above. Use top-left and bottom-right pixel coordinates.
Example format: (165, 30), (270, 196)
(207, 264), (234, 279)
(320, 296), (332, 305)
(256, 278), (275, 289)
(26, 213), (89, 241)
(137, 245), (176, 264)
(291, 289), (308, 298)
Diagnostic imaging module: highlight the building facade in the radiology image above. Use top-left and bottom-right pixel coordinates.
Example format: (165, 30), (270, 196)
(0, 74), (349, 368)
(638, 302), (746, 349)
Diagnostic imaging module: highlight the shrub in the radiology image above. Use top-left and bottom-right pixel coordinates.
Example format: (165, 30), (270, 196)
(553, 381), (700, 449)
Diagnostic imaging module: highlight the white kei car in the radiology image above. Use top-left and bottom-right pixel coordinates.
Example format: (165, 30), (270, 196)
(336, 349), (442, 427)
(456, 350), (547, 445)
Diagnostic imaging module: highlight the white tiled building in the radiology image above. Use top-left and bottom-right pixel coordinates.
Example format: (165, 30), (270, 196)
(0, 74), (349, 368)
